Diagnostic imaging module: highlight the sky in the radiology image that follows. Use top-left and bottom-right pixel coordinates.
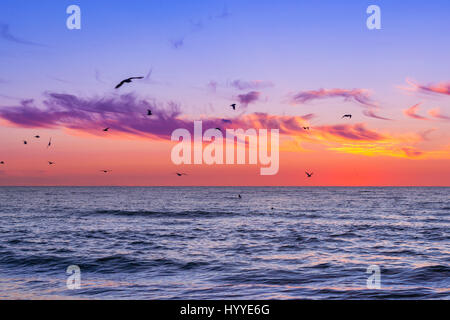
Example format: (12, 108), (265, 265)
(0, 0), (449, 186)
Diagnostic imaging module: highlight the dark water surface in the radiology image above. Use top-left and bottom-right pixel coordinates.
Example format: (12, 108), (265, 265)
(0, 187), (448, 299)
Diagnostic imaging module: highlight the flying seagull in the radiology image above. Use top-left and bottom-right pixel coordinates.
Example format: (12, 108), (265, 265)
(103, 127), (110, 132)
(47, 138), (52, 148)
(342, 114), (352, 119)
(48, 161), (55, 165)
(176, 172), (187, 176)
(303, 127), (310, 130)
(100, 170), (111, 173)
(35, 135), (40, 138)
(115, 77), (144, 89)
(230, 103), (236, 110)
(305, 171), (313, 178)
(147, 109), (152, 116)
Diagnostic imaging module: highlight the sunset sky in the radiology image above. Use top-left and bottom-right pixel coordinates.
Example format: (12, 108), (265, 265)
(0, 0), (449, 186)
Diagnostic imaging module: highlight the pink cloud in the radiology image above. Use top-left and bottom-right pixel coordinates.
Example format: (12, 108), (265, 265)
(403, 79), (450, 96)
(403, 103), (429, 120)
(402, 147), (424, 158)
(363, 109), (391, 121)
(314, 123), (384, 141)
(428, 108), (450, 120)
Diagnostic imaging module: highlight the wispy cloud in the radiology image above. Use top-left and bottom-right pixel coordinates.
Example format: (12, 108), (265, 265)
(402, 147), (424, 157)
(170, 6), (231, 49)
(428, 108), (450, 120)
(290, 88), (377, 108)
(363, 109), (391, 121)
(418, 128), (437, 141)
(314, 123), (384, 141)
(169, 37), (185, 49)
(206, 80), (218, 92)
(0, 22), (44, 46)
(403, 103), (429, 120)
(289, 87), (391, 120)
(215, 5), (231, 19)
(402, 79), (450, 96)
(230, 79), (274, 90)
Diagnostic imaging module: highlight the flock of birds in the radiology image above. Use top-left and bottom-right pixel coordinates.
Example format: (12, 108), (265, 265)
(0, 75), (355, 183)
(0, 136), (53, 166)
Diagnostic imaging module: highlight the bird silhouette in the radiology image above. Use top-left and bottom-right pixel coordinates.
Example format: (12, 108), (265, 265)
(176, 172), (187, 176)
(103, 127), (110, 132)
(305, 171), (313, 178)
(47, 138), (52, 148)
(0, 161), (4, 164)
(100, 170), (111, 173)
(147, 109), (152, 116)
(23, 140), (27, 145)
(230, 104), (236, 110)
(303, 127), (310, 130)
(48, 161), (55, 165)
(34, 135), (40, 138)
(238, 194), (242, 199)
(115, 77), (144, 89)
(342, 114), (352, 119)
(215, 127), (222, 132)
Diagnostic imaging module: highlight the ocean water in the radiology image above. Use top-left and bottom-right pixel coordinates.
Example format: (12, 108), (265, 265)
(0, 187), (448, 300)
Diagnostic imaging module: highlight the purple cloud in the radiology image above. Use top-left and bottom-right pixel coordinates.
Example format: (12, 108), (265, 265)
(290, 88), (377, 108)
(0, 92), (312, 139)
(236, 91), (261, 106)
(0, 93), (185, 138)
(230, 79), (274, 90)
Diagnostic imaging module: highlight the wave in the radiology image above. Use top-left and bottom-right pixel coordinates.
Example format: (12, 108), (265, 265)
(90, 209), (237, 218)
(0, 249), (212, 274)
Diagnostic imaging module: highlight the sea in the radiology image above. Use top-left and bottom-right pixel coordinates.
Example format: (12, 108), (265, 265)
(0, 187), (448, 299)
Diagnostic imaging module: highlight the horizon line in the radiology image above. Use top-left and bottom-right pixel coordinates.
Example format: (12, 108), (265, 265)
(0, 185), (448, 188)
